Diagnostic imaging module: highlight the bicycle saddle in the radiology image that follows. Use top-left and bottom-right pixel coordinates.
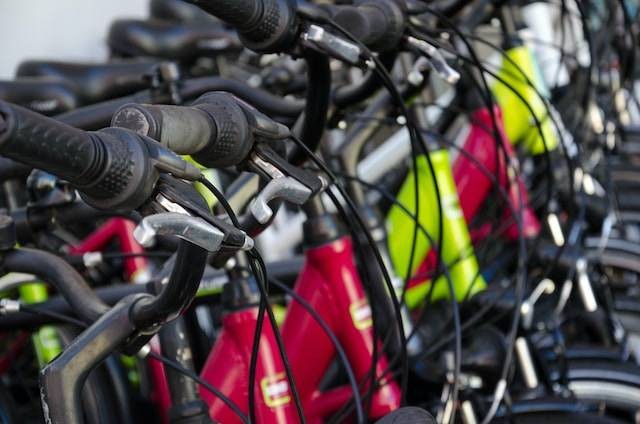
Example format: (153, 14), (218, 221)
(0, 78), (77, 115)
(15, 60), (156, 105)
(108, 19), (242, 63)
(149, 0), (220, 25)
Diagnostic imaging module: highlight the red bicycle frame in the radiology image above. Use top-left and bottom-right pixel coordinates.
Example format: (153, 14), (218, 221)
(68, 217), (150, 283)
(200, 235), (401, 423)
(410, 105), (541, 285)
(453, 105), (541, 240)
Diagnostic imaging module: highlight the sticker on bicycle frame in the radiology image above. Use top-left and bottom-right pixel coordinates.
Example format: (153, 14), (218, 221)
(261, 373), (291, 408)
(350, 299), (373, 330)
(442, 194), (463, 220)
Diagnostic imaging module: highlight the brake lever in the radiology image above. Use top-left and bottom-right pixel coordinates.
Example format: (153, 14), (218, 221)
(406, 36), (460, 84)
(300, 24), (364, 66)
(247, 144), (326, 223)
(134, 213), (227, 252)
(144, 176), (253, 251)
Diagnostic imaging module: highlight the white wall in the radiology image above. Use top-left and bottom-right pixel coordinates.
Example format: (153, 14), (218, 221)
(0, 0), (148, 78)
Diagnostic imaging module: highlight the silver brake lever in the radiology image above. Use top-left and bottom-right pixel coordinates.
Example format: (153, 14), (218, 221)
(406, 36), (460, 84)
(247, 153), (315, 224)
(301, 24), (363, 65)
(250, 177), (312, 224)
(134, 212), (229, 252)
(520, 278), (555, 330)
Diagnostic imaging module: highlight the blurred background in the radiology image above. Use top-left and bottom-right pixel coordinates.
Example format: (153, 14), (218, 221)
(0, 0), (147, 78)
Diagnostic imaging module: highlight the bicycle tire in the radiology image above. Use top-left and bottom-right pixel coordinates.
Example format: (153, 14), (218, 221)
(493, 411), (625, 423)
(559, 360), (640, 420)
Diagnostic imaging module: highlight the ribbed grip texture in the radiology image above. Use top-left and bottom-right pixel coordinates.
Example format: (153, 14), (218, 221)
(188, 0), (260, 30)
(244, 0), (281, 44)
(0, 100), (134, 200)
(192, 93), (252, 168)
(186, 0), (296, 52)
(89, 133), (134, 198)
(0, 100), (97, 184)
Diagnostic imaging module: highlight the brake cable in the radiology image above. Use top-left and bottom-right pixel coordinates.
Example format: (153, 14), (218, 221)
(197, 177), (306, 423)
(410, 6), (530, 421)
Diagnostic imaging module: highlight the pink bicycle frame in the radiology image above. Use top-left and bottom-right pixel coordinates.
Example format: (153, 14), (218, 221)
(453, 105), (541, 240)
(409, 105), (541, 287)
(200, 235), (401, 423)
(68, 217), (150, 283)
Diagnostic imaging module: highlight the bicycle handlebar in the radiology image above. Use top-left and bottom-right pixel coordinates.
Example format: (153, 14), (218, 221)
(4, 248), (109, 323)
(0, 101), (199, 211)
(184, 0), (299, 53)
(112, 92), (289, 168)
(328, 0), (406, 52)
(54, 76), (304, 131)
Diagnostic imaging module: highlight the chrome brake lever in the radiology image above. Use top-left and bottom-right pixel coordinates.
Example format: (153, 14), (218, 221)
(301, 24), (363, 65)
(250, 176), (313, 224)
(576, 257), (598, 312)
(520, 278), (555, 330)
(134, 212), (229, 252)
(247, 153), (315, 224)
(406, 36), (460, 85)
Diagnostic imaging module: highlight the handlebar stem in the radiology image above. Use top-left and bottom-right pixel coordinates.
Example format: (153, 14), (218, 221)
(131, 240), (207, 330)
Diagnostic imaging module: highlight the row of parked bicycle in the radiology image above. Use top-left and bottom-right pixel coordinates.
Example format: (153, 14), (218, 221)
(0, 0), (639, 422)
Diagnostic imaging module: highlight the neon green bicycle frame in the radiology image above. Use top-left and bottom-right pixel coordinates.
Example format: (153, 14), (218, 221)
(19, 282), (62, 366)
(492, 43), (559, 155)
(387, 150), (486, 308)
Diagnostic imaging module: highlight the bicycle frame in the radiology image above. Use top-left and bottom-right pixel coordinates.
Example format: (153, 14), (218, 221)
(200, 235), (401, 422)
(18, 281), (62, 366)
(454, 105), (541, 242)
(69, 217), (151, 284)
(493, 41), (559, 155)
(388, 103), (541, 307)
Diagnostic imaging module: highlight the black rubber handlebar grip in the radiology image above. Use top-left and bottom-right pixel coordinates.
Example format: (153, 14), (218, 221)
(0, 100), (154, 211)
(191, 93), (253, 168)
(184, 0), (298, 53)
(331, 0), (406, 52)
(112, 92), (253, 168)
(112, 103), (217, 155)
(0, 100), (101, 186)
(188, 0), (261, 30)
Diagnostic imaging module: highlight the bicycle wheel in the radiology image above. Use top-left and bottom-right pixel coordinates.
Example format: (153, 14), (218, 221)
(558, 360), (640, 421)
